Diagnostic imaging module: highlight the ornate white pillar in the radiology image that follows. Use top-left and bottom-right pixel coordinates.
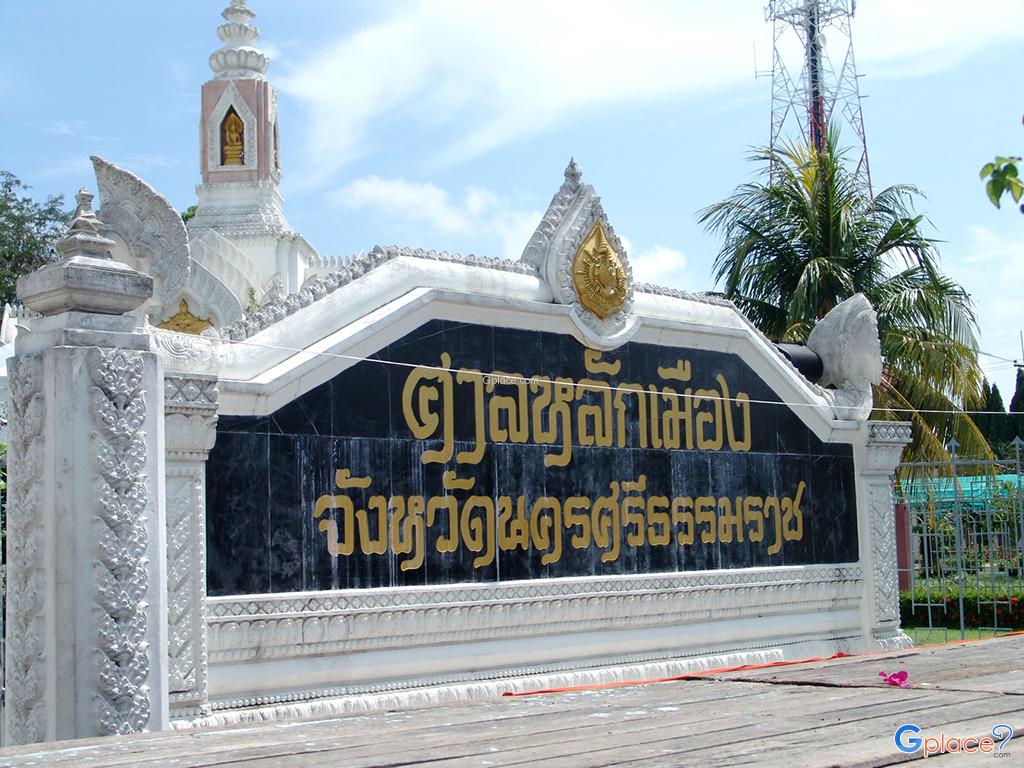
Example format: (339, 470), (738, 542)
(3, 190), (169, 744)
(163, 374), (217, 718)
(860, 421), (913, 650)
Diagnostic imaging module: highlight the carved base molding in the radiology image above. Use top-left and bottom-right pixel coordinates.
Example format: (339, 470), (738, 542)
(175, 631), (861, 728)
(191, 566), (868, 726)
(872, 628), (914, 651)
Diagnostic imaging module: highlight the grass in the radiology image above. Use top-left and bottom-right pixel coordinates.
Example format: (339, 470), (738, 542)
(903, 625), (1018, 645)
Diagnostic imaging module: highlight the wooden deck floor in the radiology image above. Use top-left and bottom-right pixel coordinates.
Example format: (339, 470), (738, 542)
(2, 635), (1022, 767)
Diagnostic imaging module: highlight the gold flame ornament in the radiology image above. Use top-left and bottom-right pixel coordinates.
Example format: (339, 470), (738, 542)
(158, 299), (213, 334)
(572, 222), (628, 319)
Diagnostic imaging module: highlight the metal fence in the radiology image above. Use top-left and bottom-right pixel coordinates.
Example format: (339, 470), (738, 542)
(896, 438), (1024, 645)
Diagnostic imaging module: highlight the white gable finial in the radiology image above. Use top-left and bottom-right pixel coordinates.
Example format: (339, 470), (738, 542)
(209, 0), (269, 79)
(565, 158), (582, 187)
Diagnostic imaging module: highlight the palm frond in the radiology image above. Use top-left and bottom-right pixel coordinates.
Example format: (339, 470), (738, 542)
(700, 129), (985, 461)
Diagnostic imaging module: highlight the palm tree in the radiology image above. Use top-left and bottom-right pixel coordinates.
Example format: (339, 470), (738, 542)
(698, 132), (987, 462)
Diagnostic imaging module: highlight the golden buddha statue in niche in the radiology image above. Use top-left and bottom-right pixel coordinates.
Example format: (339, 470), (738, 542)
(222, 110), (244, 165)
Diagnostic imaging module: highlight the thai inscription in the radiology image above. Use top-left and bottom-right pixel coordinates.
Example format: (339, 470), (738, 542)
(206, 320), (858, 595)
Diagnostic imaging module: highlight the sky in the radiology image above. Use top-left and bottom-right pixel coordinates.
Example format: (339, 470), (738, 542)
(1, 0), (1023, 401)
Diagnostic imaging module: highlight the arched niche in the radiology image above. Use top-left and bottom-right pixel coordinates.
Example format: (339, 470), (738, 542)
(206, 81), (257, 174)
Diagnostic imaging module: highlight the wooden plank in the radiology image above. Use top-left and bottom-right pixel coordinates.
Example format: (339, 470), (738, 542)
(123, 684), (773, 768)
(278, 686), (962, 768)
(0, 681), (755, 768)
(486, 693), (1024, 768)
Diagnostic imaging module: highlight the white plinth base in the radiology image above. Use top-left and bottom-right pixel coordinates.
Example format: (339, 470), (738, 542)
(174, 632), (867, 730)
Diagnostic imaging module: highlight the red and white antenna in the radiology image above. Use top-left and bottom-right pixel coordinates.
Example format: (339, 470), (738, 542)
(765, 0), (872, 193)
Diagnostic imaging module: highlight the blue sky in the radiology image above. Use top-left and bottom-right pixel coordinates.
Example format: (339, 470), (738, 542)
(2, 0), (1023, 400)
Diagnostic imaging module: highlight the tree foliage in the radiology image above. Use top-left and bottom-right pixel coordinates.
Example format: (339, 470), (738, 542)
(979, 156), (1023, 213)
(1010, 369), (1024, 447)
(0, 171), (69, 306)
(976, 379), (1016, 457)
(699, 131), (986, 462)
(979, 116), (1024, 214)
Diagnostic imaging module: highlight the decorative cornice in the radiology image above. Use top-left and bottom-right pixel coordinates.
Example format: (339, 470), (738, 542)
(206, 567), (864, 665)
(164, 375), (219, 460)
(864, 421), (912, 474)
(165, 375), (219, 415)
(208, 565), (862, 618)
(868, 422), (913, 444)
(633, 282), (732, 307)
(187, 182), (292, 241)
(221, 245), (539, 341)
(207, 574), (862, 663)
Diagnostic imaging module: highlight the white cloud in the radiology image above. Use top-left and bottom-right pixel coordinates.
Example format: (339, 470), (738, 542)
(331, 176), (540, 259)
(278, 0), (768, 183)
(277, 0), (1024, 185)
(337, 176), (468, 234)
(333, 175), (697, 284)
(854, 0), (1024, 78)
(621, 239), (692, 290)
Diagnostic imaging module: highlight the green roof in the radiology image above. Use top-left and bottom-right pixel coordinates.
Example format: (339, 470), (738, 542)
(900, 474), (1022, 506)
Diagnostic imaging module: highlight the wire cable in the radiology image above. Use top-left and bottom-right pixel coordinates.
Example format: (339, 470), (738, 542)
(217, 335), (1024, 418)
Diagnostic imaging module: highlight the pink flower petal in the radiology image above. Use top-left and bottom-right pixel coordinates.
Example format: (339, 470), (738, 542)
(879, 670), (909, 687)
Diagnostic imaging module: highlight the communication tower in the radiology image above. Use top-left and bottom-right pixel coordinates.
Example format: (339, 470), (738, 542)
(765, 0), (872, 192)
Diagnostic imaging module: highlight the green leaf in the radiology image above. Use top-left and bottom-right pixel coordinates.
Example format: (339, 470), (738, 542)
(980, 162), (996, 178)
(1010, 178), (1024, 203)
(987, 179), (1003, 207)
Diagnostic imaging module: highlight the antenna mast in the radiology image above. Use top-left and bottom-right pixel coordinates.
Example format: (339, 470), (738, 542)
(765, 0), (872, 193)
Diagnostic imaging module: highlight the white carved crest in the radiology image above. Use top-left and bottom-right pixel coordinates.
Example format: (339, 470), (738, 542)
(520, 160), (638, 348)
(93, 155), (190, 313)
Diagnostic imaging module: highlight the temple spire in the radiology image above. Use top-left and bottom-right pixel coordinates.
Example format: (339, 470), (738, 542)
(190, 0), (318, 293)
(209, 0), (269, 79)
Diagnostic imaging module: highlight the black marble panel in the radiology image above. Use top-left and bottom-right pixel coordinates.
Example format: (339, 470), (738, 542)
(207, 319), (859, 596)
